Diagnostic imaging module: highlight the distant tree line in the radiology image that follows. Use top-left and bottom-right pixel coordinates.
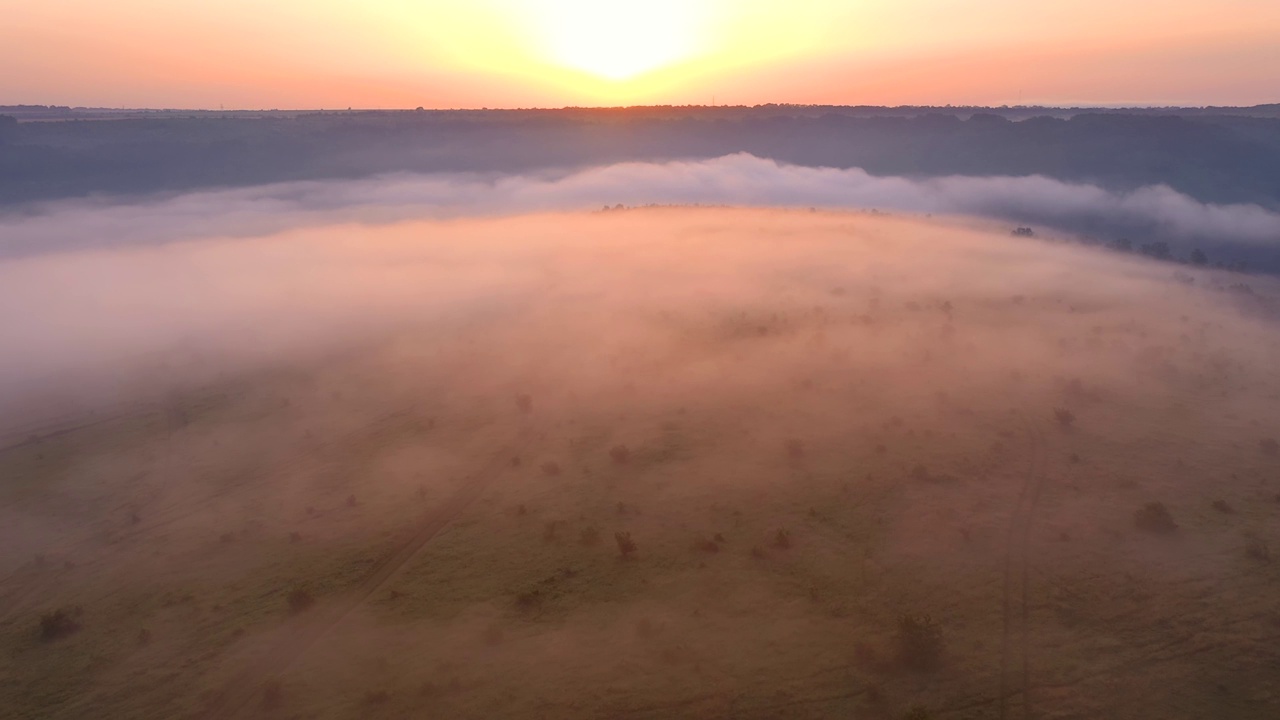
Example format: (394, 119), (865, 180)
(1106, 238), (1244, 270)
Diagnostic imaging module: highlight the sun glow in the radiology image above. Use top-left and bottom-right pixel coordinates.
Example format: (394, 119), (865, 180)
(525, 0), (712, 80)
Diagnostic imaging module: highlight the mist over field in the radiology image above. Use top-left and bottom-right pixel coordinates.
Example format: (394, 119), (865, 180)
(4, 154), (1280, 265)
(6, 0), (1280, 712)
(3, 180), (1280, 718)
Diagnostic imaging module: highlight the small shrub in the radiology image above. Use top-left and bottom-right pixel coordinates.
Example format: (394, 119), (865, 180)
(609, 445), (631, 464)
(220, 532), (235, 544)
(865, 682), (883, 703)
(692, 537), (720, 554)
(483, 624), (504, 646)
(1246, 540), (1271, 563)
(896, 614), (944, 671)
(516, 503), (528, 517)
(515, 394), (533, 414)
(910, 465), (931, 482)
(137, 628), (152, 646)
(713, 532), (725, 543)
(1260, 438), (1278, 456)
(635, 618), (659, 639)
(261, 679), (282, 709)
(286, 588), (315, 614)
(39, 608), (81, 641)
(903, 705), (934, 720)
(542, 521), (561, 542)
(1053, 408), (1076, 429)
(289, 532), (302, 543)
(345, 494), (358, 508)
(659, 646), (685, 665)
(615, 531), (637, 560)
(1134, 502), (1177, 534)
(774, 529), (792, 549)
(363, 690), (390, 705)
(1211, 499), (1235, 514)
(853, 640), (879, 670)
(750, 545), (766, 559)
(785, 439), (805, 460)
(579, 526), (600, 546)
(540, 461), (561, 476)
(515, 590), (543, 614)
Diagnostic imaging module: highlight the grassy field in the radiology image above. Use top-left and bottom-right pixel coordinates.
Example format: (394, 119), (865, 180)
(1, 208), (1278, 719)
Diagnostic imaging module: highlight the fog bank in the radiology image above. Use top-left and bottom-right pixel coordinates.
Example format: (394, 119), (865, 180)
(3, 155), (1278, 262)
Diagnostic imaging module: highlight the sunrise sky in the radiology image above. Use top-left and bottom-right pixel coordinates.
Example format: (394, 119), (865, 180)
(3, 0), (1279, 109)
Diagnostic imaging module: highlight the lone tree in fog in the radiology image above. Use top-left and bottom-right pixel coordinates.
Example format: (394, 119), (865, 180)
(286, 588), (315, 613)
(615, 531), (637, 559)
(0, 115), (16, 146)
(1134, 502), (1178, 534)
(1139, 241), (1171, 260)
(1190, 248), (1208, 266)
(896, 614), (944, 671)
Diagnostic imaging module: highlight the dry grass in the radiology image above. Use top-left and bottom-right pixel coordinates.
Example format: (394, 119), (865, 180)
(1134, 502), (1178, 534)
(38, 608), (82, 641)
(3, 209), (1280, 720)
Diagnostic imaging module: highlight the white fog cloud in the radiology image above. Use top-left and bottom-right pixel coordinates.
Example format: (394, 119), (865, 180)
(2, 154), (1278, 259)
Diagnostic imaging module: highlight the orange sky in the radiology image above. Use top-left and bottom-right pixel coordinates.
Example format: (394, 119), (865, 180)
(2, 0), (1278, 108)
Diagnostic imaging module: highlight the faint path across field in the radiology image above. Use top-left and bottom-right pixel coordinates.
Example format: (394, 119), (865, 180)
(999, 416), (1048, 720)
(200, 427), (532, 720)
(0, 400), (429, 624)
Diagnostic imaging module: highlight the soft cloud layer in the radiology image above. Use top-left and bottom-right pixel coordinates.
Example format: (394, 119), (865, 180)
(3, 155), (1278, 261)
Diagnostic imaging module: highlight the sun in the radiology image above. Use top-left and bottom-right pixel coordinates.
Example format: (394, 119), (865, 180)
(528, 0), (709, 80)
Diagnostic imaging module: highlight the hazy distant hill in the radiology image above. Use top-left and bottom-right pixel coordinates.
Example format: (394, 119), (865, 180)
(2, 104), (1279, 212)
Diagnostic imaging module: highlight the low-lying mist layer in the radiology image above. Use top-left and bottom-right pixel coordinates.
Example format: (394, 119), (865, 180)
(2, 207), (1279, 719)
(4, 155), (1279, 265)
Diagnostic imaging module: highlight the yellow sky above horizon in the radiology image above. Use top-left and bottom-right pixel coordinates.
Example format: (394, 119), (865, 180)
(2, 0), (1278, 109)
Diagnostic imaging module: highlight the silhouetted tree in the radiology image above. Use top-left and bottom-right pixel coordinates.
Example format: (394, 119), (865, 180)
(1139, 241), (1171, 260)
(0, 115), (16, 146)
(1110, 238), (1133, 252)
(1134, 502), (1177, 534)
(286, 588), (315, 613)
(896, 614), (944, 671)
(39, 608), (81, 641)
(1189, 248), (1208, 266)
(615, 531), (636, 559)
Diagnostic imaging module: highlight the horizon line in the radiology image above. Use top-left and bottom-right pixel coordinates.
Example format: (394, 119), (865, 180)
(4, 101), (1280, 114)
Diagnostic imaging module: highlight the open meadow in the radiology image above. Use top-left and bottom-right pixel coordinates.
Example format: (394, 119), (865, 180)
(2, 208), (1279, 719)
